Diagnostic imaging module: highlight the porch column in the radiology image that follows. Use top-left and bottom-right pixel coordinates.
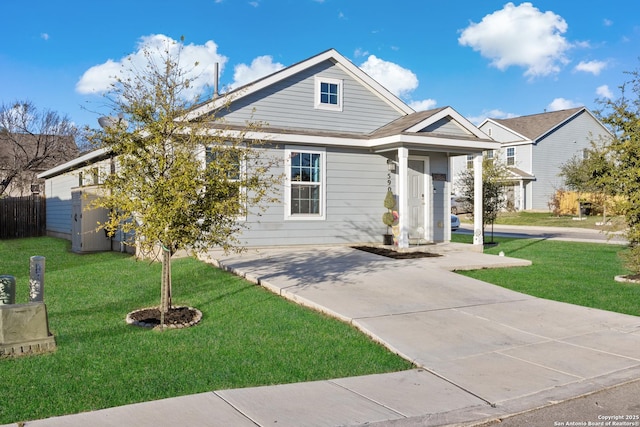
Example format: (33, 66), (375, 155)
(397, 147), (409, 248)
(519, 180), (525, 211)
(473, 153), (483, 247)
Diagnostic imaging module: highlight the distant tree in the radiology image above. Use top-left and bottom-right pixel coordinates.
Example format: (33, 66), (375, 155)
(88, 37), (280, 325)
(456, 155), (510, 243)
(0, 101), (78, 196)
(594, 68), (640, 273)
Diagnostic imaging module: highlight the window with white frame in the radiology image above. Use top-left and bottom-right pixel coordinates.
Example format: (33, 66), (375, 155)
(466, 154), (474, 169)
(486, 150), (495, 163)
(286, 147), (325, 219)
(205, 146), (246, 218)
(315, 77), (343, 111)
(506, 147), (515, 166)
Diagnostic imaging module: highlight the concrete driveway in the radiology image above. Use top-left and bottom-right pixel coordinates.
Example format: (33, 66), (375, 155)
(201, 244), (640, 425)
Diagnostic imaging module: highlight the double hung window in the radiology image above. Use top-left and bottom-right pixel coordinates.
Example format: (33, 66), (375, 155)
(285, 147), (325, 220)
(506, 147), (515, 166)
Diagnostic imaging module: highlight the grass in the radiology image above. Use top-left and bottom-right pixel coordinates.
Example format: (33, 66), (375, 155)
(0, 237), (412, 424)
(451, 233), (640, 317)
(459, 211), (627, 231)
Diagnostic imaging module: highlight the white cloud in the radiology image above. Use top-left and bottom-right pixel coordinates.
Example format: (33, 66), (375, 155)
(547, 98), (580, 111)
(229, 55), (285, 89)
(467, 109), (517, 125)
(359, 55), (418, 98)
(76, 34), (228, 99)
(458, 2), (571, 78)
(409, 99), (437, 112)
(596, 85), (613, 99)
(354, 48), (369, 58)
(40, 33), (50, 41)
(603, 18), (613, 27)
(574, 60), (607, 75)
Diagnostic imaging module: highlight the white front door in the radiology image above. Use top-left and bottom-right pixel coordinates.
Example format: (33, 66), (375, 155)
(407, 158), (426, 240)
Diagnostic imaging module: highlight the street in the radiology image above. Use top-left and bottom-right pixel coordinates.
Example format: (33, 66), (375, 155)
(456, 223), (628, 245)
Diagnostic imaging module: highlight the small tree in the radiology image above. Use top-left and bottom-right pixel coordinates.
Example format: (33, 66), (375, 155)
(595, 69), (640, 274)
(89, 37), (279, 324)
(0, 101), (78, 196)
(457, 155), (510, 243)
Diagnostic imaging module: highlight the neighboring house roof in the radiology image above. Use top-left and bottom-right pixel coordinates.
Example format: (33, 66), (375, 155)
(507, 167), (536, 180)
(0, 133), (78, 172)
(485, 107), (586, 142)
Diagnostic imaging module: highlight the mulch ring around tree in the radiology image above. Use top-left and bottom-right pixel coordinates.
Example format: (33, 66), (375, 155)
(126, 306), (202, 330)
(352, 246), (442, 259)
(615, 274), (640, 284)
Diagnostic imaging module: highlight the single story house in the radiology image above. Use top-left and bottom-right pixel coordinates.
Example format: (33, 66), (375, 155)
(39, 49), (499, 251)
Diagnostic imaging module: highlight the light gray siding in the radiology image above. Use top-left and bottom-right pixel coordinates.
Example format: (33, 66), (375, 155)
(44, 171), (78, 238)
(422, 117), (470, 137)
(531, 111), (609, 209)
(216, 61), (402, 134)
(481, 122), (524, 143)
(240, 146), (389, 246)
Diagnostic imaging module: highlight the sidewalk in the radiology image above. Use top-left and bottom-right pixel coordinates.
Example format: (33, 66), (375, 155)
(7, 244), (640, 426)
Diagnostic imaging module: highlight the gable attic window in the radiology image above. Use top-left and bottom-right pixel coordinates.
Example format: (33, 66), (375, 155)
(315, 77), (343, 111)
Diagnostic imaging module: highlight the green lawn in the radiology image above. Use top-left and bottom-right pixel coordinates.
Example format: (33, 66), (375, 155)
(452, 234), (640, 317)
(459, 211), (626, 231)
(0, 238), (412, 424)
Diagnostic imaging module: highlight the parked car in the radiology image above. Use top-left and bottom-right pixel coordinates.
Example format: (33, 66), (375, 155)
(451, 214), (460, 231)
(451, 196), (470, 215)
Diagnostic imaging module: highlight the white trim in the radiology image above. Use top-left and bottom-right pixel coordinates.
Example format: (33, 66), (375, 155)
(284, 145), (326, 221)
(314, 76), (343, 111)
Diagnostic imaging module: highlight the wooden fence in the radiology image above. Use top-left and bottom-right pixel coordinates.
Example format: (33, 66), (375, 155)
(0, 196), (46, 239)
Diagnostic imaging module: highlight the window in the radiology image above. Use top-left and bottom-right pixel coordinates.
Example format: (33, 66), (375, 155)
(285, 147), (325, 220)
(466, 154), (474, 169)
(485, 150), (495, 164)
(315, 77), (343, 111)
(205, 146), (246, 218)
(506, 147), (515, 166)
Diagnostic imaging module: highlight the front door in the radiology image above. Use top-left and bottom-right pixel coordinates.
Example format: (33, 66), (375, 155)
(408, 159), (425, 240)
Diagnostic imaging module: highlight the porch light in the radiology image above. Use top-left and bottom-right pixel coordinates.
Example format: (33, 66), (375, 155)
(387, 159), (397, 172)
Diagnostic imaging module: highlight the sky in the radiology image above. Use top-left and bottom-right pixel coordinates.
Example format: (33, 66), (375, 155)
(1, 0), (639, 130)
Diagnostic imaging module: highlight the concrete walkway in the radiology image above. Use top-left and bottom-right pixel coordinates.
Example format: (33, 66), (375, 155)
(7, 244), (640, 426)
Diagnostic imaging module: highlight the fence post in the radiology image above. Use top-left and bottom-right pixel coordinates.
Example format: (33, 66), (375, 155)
(29, 256), (46, 302)
(0, 276), (16, 305)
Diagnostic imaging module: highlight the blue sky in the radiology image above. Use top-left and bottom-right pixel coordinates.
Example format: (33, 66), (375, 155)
(1, 1), (638, 129)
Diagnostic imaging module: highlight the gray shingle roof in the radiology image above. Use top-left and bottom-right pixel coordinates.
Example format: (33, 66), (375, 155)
(491, 107), (584, 140)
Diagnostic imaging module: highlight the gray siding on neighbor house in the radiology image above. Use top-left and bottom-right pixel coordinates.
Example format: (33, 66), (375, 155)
(481, 123), (524, 143)
(216, 61), (403, 134)
(240, 146), (390, 246)
(530, 110), (608, 210)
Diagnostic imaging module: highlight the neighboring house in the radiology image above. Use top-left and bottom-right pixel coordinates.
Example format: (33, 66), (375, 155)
(0, 133), (78, 197)
(39, 49), (498, 251)
(452, 107), (612, 211)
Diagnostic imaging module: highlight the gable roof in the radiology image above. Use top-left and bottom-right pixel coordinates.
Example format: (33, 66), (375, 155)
(184, 48), (414, 121)
(370, 106), (489, 140)
(486, 107), (585, 141)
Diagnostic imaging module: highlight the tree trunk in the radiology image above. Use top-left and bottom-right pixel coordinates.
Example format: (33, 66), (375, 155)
(160, 246), (172, 327)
